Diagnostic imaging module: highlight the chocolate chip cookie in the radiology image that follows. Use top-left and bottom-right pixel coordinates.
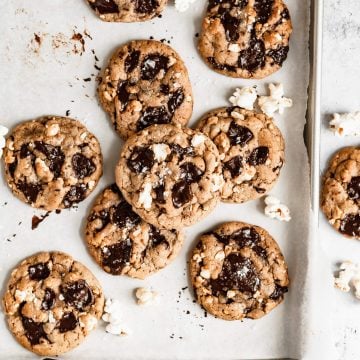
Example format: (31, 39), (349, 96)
(85, 184), (184, 278)
(197, 107), (284, 203)
(3, 252), (104, 356)
(115, 124), (223, 229)
(190, 221), (289, 320)
(321, 147), (360, 239)
(2, 116), (103, 211)
(199, 0), (292, 79)
(86, 0), (167, 22)
(98, 40), (193, 139)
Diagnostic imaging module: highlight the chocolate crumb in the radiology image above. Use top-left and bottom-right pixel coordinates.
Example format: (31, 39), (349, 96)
(32, 212), (51, 230)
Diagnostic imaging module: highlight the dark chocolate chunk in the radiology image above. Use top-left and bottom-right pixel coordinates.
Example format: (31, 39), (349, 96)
(141, 54), (169, 81)
(8, 159), (18, 178)
(269, 283), (288, 300)
(232, 227), (260, 247)
(137, 106), (171, 131)
(16, 181), (42, 203)
(111, 200), (141, 228)
(135, 0), (159, 14)
(58, 312), (78, 333)
(28, 262), (50, 281)
(160, 84), (170, 94)
(348, 177), (360, 200)
(21, 316), (48, 345)
(154, 183), (166, 204)
(170, 144), (194, 160)
(180, 162), (203, 183)
(61, 280), (94, 310)
(238, 37), (265, 71)
(148, 225), (167, 247)
(248, 146), (269, 166)
(88, 0), (119, 14)
(219, 8), (241, 42)
(34, 141), (65, 179)
(117, 81), (130, 111)
(124, 50), (140, 73)
(207, 57), (237, 73)
(254, 0), (274, 24)
(72, 153), (96, 179)
(41, 288), (56, 310)
(102, 241), (132, 274)
(89, 209), (111, 232)
(280, 8), (290, 20)
(224, 155), (243, 177)
(340, 214), (360, 237)
(127, 146), (155, 173)
(228, 122), (254, 146)
(172, 180), (192, 208)
(168, 89), (184, 115)
(267, 45), (289, 66)
(20, 144), (32, 159)
(63, 184), (87, 208)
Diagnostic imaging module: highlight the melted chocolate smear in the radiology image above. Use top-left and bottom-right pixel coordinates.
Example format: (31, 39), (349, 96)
(17, 181), (42, 203)
(168, 89), (184, 115)
(160, 84), (170, 94)
(31, 211), (51, 230)
(254, 0), (274, 24)
(172, 180), (192, 208)
(102, 241), (132, 274)
(268, 45), (289, 66)
(117, 81), (130, 111)
(141, 54), (169, 81)
(340, 214), (360, 237)
(22, 316), (48, 345)
(72, 153), (96, 179)
(8, 159), (18, 178)
(34, 141), (65, 179)
(238, 36), (266, 71)
(232, 227), (260, 247)
(137, 106), (171, 131)
(228, 122), (254, 146)
(210, 253), (260, 295)
(149, 225), (167, 247)
(111, 200), (141, 228)
(89, 0), (119, 14)
(125, 50), (140, 73)
(180, 162), (203, 183)
(135, 0), (159, 14)
(269, 284), (288, 300)
(207, 57), (237, 73)
(254, 186), (266, 193)
(248, 146), (269, 166)
(224, 155), (243, 177)
(127, 147), (155, 174)
(63, 184), (87, 208)
(348, 177), (360, 200)
(59, 312), (78, 333)
(61, 280), (94, 310)
(41, 288), (56, 310)
(28, 262), (50, 281)
(154, 183), (166, 204)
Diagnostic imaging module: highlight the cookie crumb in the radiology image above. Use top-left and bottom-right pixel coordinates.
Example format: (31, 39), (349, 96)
(264, 196), (291, 222)
(135, 288), (158, 305)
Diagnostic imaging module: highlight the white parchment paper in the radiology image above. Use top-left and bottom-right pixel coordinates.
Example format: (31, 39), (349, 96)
(0, 0), (314, 358)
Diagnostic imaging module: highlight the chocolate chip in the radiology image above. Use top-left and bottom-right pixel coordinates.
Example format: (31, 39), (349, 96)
(124, 50), (140, 73)
(117, 81), (130, 111)
(72, 153), (96, 179)
(58, 312), (78, 333)
(137, 106), (171, 131)
(168, 89), (184, 115)
(238, 36), (265, 71)
(207, 57), (237, 73)
(41, 288), (56, 310)
(210, 253), (260, 295)
(340, 214), (360, 237)
(111, 200), (141, 228)
(267, 45), (289, 66)
(148, 225), (167, 247)
(16, 181), (42, 203)
(248, 146), (269, 166)
(28, 262), (50, 281)
(269, 284), (288, 300)
(102, 241), (132, 274)
(135, 0), (159, 14)
(61, 280), (94, 310)
(21, 316), (48, 345)
(228, 122), (254, 146)
(254, 0), (274, 24)
(88, 0), (119, 14)
(172, 180), (192, 208)
(348, 177), (360, 200)
(34, 141), (65, 179)
(154, 183), (166, 204)
(63, 184), (87, 208)
(224, 155), (243, 177)
(141, 54), (169, 81)
(180, 162), (203, 183)
(127, 147), (155, 173)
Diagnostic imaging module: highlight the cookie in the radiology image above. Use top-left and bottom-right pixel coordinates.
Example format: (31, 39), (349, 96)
(85, 184), (184, 278)
(2, 116), (103, 211)
(86, 0), (167, 22)
(198, 0), (292, 79)
(321, 147), (360, 239)
(190, 221), (289, 320)
(2, 252), (104, 356)
(115, 124), (223, 229)
(197, 107), (284, 203)
(98, 40), (193, 139)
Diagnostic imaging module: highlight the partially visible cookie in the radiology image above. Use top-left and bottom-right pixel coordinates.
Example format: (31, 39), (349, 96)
(199, 0), (292, 79)
(2, 252), (104, 356)
(85, 184), (184, 278)
(190, 221), (289, 320)
(2, 116), (102, 211)
(321, 147), (360, 239)
(98, 40), (193, 139)
(86, 0), (167, 22)
(115, 124), (223, 229)
(197, 107), (284, 203)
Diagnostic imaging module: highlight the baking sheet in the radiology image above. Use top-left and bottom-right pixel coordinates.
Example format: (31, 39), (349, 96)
(0, 0), (313, 358)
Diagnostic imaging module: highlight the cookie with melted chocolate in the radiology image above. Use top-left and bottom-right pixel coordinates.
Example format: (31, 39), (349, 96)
(2, 252), (104, 356)
(85, 184), (184, 278)
(198, 0), (292, 79)
(2, 116), (103, 211)
(98, 40), (193, 139)
(190, 221), (289, 320)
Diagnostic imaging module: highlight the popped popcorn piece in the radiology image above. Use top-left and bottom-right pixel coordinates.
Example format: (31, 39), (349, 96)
(152, 143), (169, 162)
(0, 124), (9, 158)
(191, 134), (206, 147)
(334, 261), (360, 293)
(175, 0), (197, 12)
(102, 298), (131, 336)
(15, 288), (35, 303)
(329, 112), (360, 137)
(79, 314), (98, 331)
(229, 86), (257, 111)
(138, 182), (152, 210)
(228, 43), (241, 52)
(258, 83), (293, 117)
(264, 196), (291, 222)
(135, 287), (159, 305)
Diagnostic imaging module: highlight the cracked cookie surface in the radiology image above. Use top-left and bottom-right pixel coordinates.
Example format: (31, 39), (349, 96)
(199, 0), (292, 79)
(86, 0), (167, 22)
(190, 221), (289, 320)
(98, 40), (193, 139)
(115, 124), (223, 229)
(197, 107), (284, 203)
(321, 147), (360, 239)
(85, 184), (184, 278)
(2, 116), (102, 211)
(3, 252), (104, 356)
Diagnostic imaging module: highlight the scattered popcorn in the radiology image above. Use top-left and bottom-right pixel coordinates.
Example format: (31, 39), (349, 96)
(152, 143), (169, 162)
(258, 83), (292, 117)
(79, 314), (98, 331)
(135, 288), (159, 305)
(329, 112), (360, 137)
(175, 0), (197, 12)
(334, 261), (360, 296)
(229, 86), (257, 111)
(102, 298), (131, 336)
(191, 134), (206, 147)
(0, 124), (9, 158)
(264, 196), (291, 222)
(138, 182), (152, 210)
